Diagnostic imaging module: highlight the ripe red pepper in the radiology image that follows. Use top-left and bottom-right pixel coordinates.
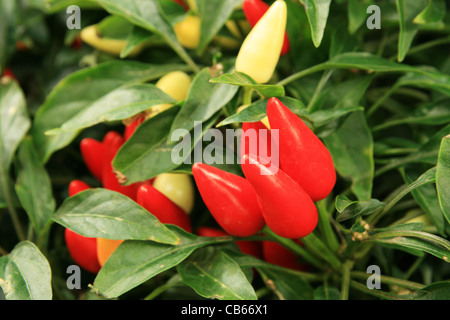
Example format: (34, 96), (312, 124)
(262, 240), (308, 271)
(240, 121), (273, 165)
(124, 114), (146, 141)
(80, 138), (106, 182)
(241, 154), (318, 239)
(137, 184), (192, 233)
(197, 227), (262, 259)
(172, 0), (189, 11)
(192, 163), (265, 237)
(1, 68), (17, 81)
(242, 0), (290, 56)
(266, 97), (336, 201)
(64, 180), (102, 274)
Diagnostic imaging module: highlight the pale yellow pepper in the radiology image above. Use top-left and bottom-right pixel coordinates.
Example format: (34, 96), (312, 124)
(174, 15), (201, 50)
(152, 173), (195, 214)
(235, 0), (287, 83)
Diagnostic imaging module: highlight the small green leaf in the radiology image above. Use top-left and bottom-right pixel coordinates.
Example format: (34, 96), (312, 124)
(299, 0), (332, 47)
(414, 281), (450, 300)
(335, 195), (386, 222)
(53, 188), (180, 245)
(413, 0), (446, 26)
(210, 71), (285, 98)
(178, 246), (257, 300)
(0, 241), (52, 300)
(436, 135), (450, 224)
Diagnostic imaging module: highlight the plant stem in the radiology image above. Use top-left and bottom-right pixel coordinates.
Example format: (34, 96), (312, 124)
(306, 70), (333, 112)
(0, 174), (25, 242)
(277, 63), (327, 86)
(351, 271), (425, 291)
(366, 85), (398, 118)
(349, 280), (407, 300)
(316, 199), (340, 253)
(340, 260), (353, 300)
(301, 232), (342, 270)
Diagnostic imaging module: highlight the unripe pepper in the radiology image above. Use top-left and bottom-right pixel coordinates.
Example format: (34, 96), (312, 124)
(197, 227), (262, 259)
(235, 0), (287, 83)
(80, 24), (144, 56)
(152, 173), (195, 214)
(64, 180), (102, 274)
(145, 71), (192, 119)
(137, 184), (192, 232)
(174, 15), (201, 50)
(242, 0), (290, 56)
(241, 154), (318, 239)
(192, 163), (265, 237)
(266, 97), (336, 201)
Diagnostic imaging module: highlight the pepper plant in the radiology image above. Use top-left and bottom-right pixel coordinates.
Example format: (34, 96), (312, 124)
(1, 0), (450, 301)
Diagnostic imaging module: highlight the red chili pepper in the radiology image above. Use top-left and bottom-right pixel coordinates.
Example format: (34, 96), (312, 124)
(266, 97), (336, 201)
(137, 184), (192, 233)
(197, 227), (262, 259)
(80, 138), (106, 182)
(124, 114), (146, 141)
(241, 154), (318, 239)
(242, 0), (290, 56)
(192, 163), (265, 237)
(64, 180), (102, 274)
(72, 35), (83, 50)
(240, 121), (273, 165)
(101, 131), (141, 201)
(2, 68), (17, 81)
(262, 240), (308, 271)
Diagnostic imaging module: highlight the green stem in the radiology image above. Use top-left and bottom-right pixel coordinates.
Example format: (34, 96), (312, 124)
(351, 271), (425, 291)
(366, 85), (398, 118)
(306, 70), (333, 112)
(263, 226), (326, 271)
(403, 256), (425, 280)
(277, 63), (328, 86)
(0, 174), (25, 242)
(301, 232), (342, 270)
(316, 199), (340, 253)
(349, 280), (407, 300)
(340, 260), (353, 300)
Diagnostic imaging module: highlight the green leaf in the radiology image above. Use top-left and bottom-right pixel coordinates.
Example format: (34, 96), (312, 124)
(299, 0), (332, 47)
(436, 135), (450, 224)
(113, 107), (220, 184)
(402, 166), (447, 236)
(217, 96), (307, 127)
(324, 111), (375, 201)
(121, 26), (154, 59)
(196, 0), (242, 55)
(413, 0), (446, 26)
(46, 83), (176, 134)
(0, 0), (18, 71)
(96, 15), (134, 40)
(168, 68), (238, 139)
(347, 0), (374, 34)
(177, 246), (257, 300)
(313, 285), (341, 300)
(257, 266), (314, 300)
(14, 137), (55, 238)
(31, 60), (188, 163)
(210, 71), (286, 98)
(53, 188), (180, 245)
(414, 281), (450, 300)
(93, 226), (227, 299)
(95, 0), (198, 71)
(335, 195), (386, 222)
(395, 0), (428, 62)
(0, 241), (52, 300)
(0, 80), (30, 210)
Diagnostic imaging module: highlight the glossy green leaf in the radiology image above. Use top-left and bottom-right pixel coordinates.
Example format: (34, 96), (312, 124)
(436, 135), (450, 224)
(299, 0), (332, 47)
(210, 71), (285, 98)
(178, 246), (257, 300)
(95, 0), (197, 71)
(169, 68), (239, 139)
(53, 188), (180, 244)
(414, 281), (450, 300)
(324, 111), (374, 201)
(93, 227), (228, 298)
(14, 137), (55, 237)
(347, 0), (374, 34)
(31, 60), (188, 163)
(0, 241), (52, 300)
(121, 26), (154, 58)
(46, 83), (176, 134)
(413, 0), (446, 26)
(196, 0), (242, 55)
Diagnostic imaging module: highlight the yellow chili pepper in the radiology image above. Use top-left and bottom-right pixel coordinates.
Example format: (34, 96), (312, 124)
(174, 15), (201, 49)
(80, 24), (143, 56)
(235, 0), (287, 83)
(152, 173), (195, 214)
(145, 71), (192, 119)
(96, 238), (124, 267)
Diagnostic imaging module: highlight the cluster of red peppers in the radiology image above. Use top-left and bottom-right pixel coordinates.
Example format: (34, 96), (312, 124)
(64, 121), (193, 273)
(192, 98), (336, 269)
